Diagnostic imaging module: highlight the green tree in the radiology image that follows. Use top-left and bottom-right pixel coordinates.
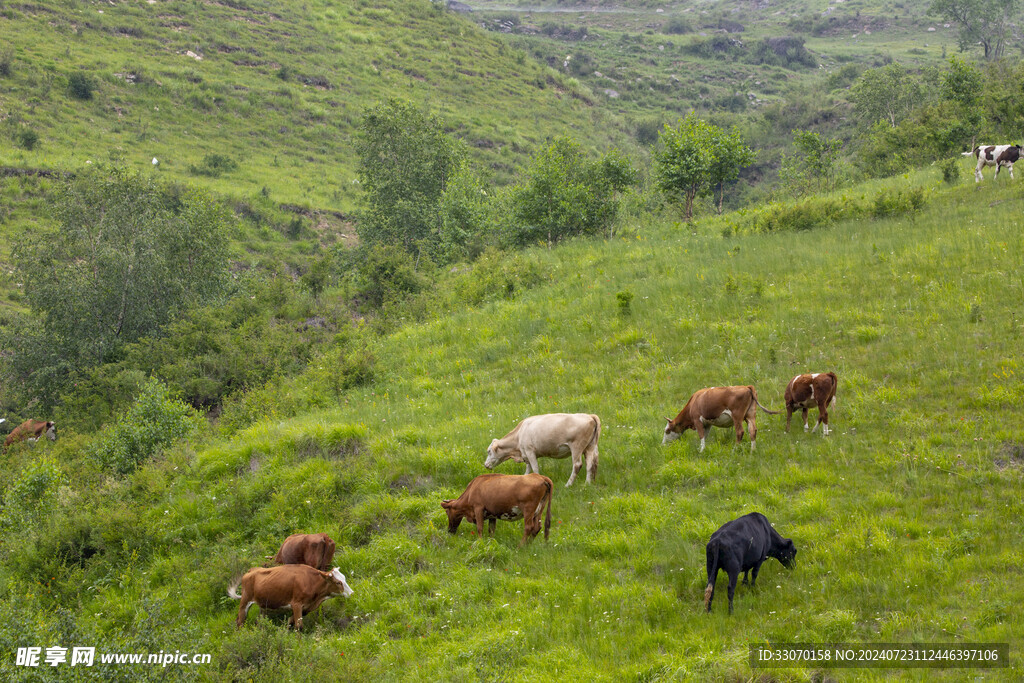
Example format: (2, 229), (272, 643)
(654, 113), (719, 221)
(355, 99), (466, 260)
(509, 137), (634, 245)
(931, 0), (1020, 60)
(707, 127), (756, 214)
(4, 167), (230, 407)
(780, 129), (843, 194)
(850, 63), (923, 128)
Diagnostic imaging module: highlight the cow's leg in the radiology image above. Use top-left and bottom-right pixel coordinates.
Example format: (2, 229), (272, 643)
(236, 597), (254, 629)
(821, 404), (830, 436)
(488, 518), (496, 537)
(785, 407), (793, 432)
(727, 570), (739, 614)
(741, 569), (750, 585)
(750, 561), (763, 587)
(1011, 163), (1015, 180)
(695, 423), (707, 453)
(566, 446), (583, 487)
(291, 603), (303, 631)
(802, 408), (809, 431)
(523, 451), (541, 477)
(474, 507), (486, 538)
(975, 161), (984, 182)
(747, 415), (756, 452)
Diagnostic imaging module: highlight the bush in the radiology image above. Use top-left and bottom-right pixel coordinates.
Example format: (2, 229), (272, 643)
(17, 128), (39, 150)
(938, 157), (961, 184)
(871, 186), (926, 219)
(661, 17), (692, 35)
(67, 71), (95, 100)
(93, 378), (199, 474)
(0, 47), (13, 77)
(189, 153), (239, 178)
(356, 243), (429, 309)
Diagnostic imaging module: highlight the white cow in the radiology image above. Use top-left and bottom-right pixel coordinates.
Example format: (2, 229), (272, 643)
(484, 413), (601, 487)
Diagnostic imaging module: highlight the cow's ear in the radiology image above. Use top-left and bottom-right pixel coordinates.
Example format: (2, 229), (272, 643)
(441, 499), (452, 508)
(664, 417), (672, 423)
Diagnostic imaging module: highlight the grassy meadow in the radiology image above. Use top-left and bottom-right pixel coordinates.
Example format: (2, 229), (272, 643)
(3, 164), (1023, 680)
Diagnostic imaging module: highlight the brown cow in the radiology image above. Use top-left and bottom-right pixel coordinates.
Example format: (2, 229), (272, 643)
(663, 386), (778, 452)
(784, 372), (838, 436)
(228, 564), (353, 630)
(4, 420), (57, 449)
(441, 473), (552, 546)
(270, 533), (336, 572)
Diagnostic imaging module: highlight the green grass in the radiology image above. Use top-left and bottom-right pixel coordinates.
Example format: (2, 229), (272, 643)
(3, 166), (1022, 680)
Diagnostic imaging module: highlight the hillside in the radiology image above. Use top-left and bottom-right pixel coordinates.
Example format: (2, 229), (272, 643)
(3, 166), (1022, 680)
(0, 0), (627, 210)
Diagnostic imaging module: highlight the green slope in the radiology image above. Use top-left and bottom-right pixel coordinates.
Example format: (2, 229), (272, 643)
(0, 0), (628, 210)
(4, 167), (1023, 680)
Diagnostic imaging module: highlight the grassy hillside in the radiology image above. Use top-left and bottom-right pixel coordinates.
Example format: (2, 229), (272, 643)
(4, 165), (1022, 680)
(0, 0), (626, 210)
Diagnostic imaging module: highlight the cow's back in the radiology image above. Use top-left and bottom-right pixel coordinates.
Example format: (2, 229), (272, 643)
(519, 413), (597, 453)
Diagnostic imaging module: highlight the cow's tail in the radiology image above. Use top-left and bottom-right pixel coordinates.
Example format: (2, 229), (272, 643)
(705, 539), (720, 611)
(750, 387), (780, 415)
(227, 579), (243, 600)
(587, 414), (601, 450)
(542, 478), (553, 540)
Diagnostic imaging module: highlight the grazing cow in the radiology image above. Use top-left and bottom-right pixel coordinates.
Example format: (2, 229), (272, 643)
(663, 386), (778, 452)
(963, 144), (1022, 182)
(784, 372), (838, 435)
(4, 420), (57, 449)
(228, 564), (353, 630)
(704, 512), (797, 614)
(270, 533), (336, 572)
(484, 413), (600, 487)
(441, 473), (552, 546)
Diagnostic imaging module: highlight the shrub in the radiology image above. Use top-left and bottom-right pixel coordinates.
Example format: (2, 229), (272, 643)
(93, 378), (199, 474)
(356, 243), (428, 309)
(1, 457), (65, 531)
(938, 157), (962, 184)
(0, 47), (13, 77)
(661, 17), (692, 34)
(871, 186), (926, 219)
(67, 71), (95, 100)
(189, 153), (239, 178)
(17, 128), (39, 150)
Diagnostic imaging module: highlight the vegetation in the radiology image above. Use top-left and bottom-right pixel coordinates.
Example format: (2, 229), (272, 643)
(1, 167), (1023, 680)
(2, 1), (1024, 679)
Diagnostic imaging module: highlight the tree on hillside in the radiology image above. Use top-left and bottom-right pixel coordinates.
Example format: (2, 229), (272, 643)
(654, 113), (719, 221)
(931, 0), (1020, 60)
(3, 167), (231, 408)
(780, 129), (843, 194)
(508, 137), (635, 246)
(850, 63), (923, 128)
(355, 99), (467, 260)
(707, 127), (756, 214)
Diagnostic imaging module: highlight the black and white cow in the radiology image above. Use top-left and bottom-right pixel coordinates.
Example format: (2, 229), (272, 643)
(963, 145), (1022, 183)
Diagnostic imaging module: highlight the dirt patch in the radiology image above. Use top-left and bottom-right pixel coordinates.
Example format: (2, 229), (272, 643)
(994, 441), (1024, 469)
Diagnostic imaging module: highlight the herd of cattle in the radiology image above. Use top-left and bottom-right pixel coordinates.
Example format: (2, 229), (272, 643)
(3, 372), (835, 625)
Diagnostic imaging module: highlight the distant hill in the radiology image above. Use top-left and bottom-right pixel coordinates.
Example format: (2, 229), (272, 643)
(0, 0), (634, 211)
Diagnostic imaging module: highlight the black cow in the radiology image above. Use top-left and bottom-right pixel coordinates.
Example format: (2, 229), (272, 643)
(704, 512), (797, 614)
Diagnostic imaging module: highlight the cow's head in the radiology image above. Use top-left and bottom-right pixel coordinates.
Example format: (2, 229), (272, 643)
(662, 416), (687, 444)
(484, 439), (509, 469)
(772, 538), (798, 569)
(44, 421), (57, 441)
(441, 499), (464, 534)
(328, 567), (354, 597)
